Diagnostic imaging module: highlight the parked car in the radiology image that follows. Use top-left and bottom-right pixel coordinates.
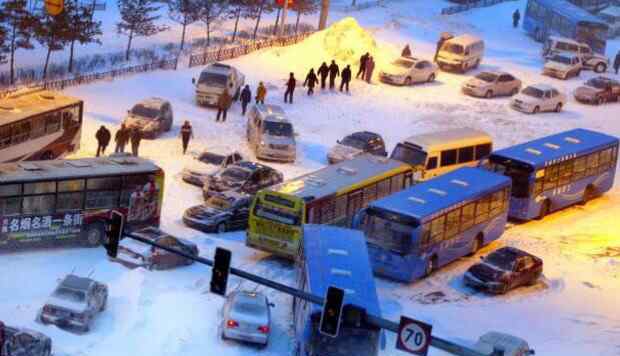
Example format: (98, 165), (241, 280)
(462, 71), (522, 98)
(464, 247), (543, 294)
(38, 274), (108, 332)
(221, 291), (273, 347)
(543, 36), (609, 73)
(183, 191), (251, 233)
(122, 98), (173, 139)
(182, 149), (245, 187)
(379, 57), (437, 85)
(247, 105), (297, 163)
(574, 76), (620, 105)
(543, 53), (583, 80)
(115, 227), (198, 270)
(510, 84), (566, 114)
(202, 161), (283, 200)
(327, 131), (387, 164)
(0, 321), (52, 356)
(474, 332), (535, 356)
(193, 62), (245, 106)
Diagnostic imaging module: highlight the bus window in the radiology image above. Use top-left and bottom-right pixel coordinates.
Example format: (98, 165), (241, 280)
(544, 165), (558, 191)
(0, 184), (21, 197)
(377, 179), (391, 199)
(458, 146), (474, 164)
(85, 191), (119, 209)
(490, 190), (504, 217)
(573, 156), (586, 180)
(363, 185), (377, 206)
(460, 203), (475, 231)
(475, 143), (492, 160)
(58, 179), (85, 192)
(57, 192), (84, 211)
(441, 149), (457, 166)
(426, 157), (438, 170)
(362, 212), (414, 254)
(13, 121), (31, 144)
(31, 118), (46, 139)
(120, 175), (152, 207)
(335, 195), (347, 219)
(558, 160), (573, 186)
(24, 181), (56, 195)
(430, 215), (445, 243)
(474, 196), (490, 224)
(22, 195), (55, 215)
(45, 113), (61, 134)
(445, 209), (460, 238)
(599, 147), (612, 171)
(390, 174), (404, 193)
(0, 197), (21, 216)
(87, 177), (121, 191)
(586, 152), (599, 176)
(320, 199), (336, 223)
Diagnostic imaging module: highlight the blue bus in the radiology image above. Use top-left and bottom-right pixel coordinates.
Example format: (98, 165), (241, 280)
(294, 225), (383, 356)
(523, 0), (609, 54)
(353, 167), (511, 283)
(488, 128), (618, 221)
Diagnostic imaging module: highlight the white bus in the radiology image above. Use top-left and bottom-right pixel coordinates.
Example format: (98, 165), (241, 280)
(0, 88), (83, 163)
(390, 128), (492, 180)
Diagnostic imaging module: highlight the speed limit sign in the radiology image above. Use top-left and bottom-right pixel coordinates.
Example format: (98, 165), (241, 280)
(396, 316), (432, 355)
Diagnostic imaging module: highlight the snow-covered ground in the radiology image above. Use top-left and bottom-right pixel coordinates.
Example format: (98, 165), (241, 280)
(2, 1), (620, 355)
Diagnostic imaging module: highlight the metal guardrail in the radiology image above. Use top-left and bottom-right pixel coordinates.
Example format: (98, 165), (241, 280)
(441, 0), (518, 15)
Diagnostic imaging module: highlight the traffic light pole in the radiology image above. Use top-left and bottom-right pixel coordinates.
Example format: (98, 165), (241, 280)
(114, 231), (501, 356)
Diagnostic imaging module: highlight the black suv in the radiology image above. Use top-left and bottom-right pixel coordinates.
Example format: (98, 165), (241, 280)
(326, 131), (388, 164)
(202, 161), (283, 200)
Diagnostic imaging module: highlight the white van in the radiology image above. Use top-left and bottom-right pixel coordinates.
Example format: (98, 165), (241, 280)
(437, 34), (485, 73)
(390, 128), (492, 180)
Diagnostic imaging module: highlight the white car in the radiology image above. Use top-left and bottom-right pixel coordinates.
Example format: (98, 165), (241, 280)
(193, 63), (245, 107)
(474, 332), (535, 356)
(122, 98), (173, 139)
(221, 291), (273, 347)
(510, 84), (566, 114)
(543, 36), (609, 73)
(379, 57), (437, 86)
(181, 149), (245, 187)
(543, 53), (583, 80)
(462, 71), (522, 98)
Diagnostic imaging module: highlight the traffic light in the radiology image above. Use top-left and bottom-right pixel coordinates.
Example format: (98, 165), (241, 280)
(104, 211), (124, 258)
(319, 286), (345, 337)
(210, 247), (232, 296)
(45, 0), (64, 16)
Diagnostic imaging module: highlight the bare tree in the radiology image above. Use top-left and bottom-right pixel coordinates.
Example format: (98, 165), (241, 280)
(117, 0), (168, 61)
(33, 7), (72, 79)
(292, 0), (319, 34)
(167, 0), (201, 51)
(0, 0), (35, 85)
(198, 0), (228, 47)
(66, 0), (103, 73)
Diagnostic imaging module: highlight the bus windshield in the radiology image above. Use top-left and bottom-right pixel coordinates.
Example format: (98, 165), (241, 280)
(361, 208), (417, 254)
(441, 42), (463, 54)
(198, 72), (228, 88)
(253, 201), (301, 225)
(489, 160), (532, 198)
(312, 327), (378, 356)
(391, 143), (427, 166)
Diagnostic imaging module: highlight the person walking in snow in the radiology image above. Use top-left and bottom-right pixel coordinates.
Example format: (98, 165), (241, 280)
(284, 72), (296, 104)
(180, 120), (193, 154)
(318, 62), (329, 90)
(365, 56), (375, 83)
(114, 123), (129, 153)
(95, 125), (111, 157)
(513, 9), (521, 28)
(356, 52), (370, 79)
(216, 89), (233, 122)
(401, 44), (412, 57)
(340, 65), (352, 93)
(256, 82), (267, 104)
(240, 85), (252, 115)
(614, 51), (620, 75)
(328, 60), (340, 90)
(130, 128), (142, 157)
(303, 68), (318, 95)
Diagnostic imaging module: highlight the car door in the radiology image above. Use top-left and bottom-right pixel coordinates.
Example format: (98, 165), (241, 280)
(413, 62), (427, 82)
(497, 74), (511, 95)
(242, 171), (261, 194)
(543, 90), (553, 111)
(231, 198), (250, 229)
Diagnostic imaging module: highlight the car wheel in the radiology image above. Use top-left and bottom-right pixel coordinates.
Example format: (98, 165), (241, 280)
(473, 59), (480, 69)
(575, 70), (581, 77)
(469, 234), (483, 256)
(404, 77), (412, 86)
(424, 256), (437, 277)
(597, 96), (605, 105)
(537, 199), (551, 220)
(510, 87), (519, 96)
(427, 73), (435, 82)
(594, 63), (606, 73)
(485, 90), (493, 99)
(40, 151), (54, 160)
(555, 103), (563, 113)
(82, 324), (90, 333)
(532, 106), (540, 114)
(43, 344), (52, 356)
(83, 222), (105, 247)
(100, 296), (107, 311)
(217, 223), (227, 234)
(580, 185), (597, 205)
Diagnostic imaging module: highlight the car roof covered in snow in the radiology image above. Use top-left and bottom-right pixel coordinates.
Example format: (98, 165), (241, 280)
(527, 83), (555, 91)
(203, 62), (234, 74)
(269, 154), (411, 201)
(254, 104), (288, 122)
(345, 131), (383, 142)
(445, 34), (483, 46)
(402, 128), (491, 152)
(134, 97), (168, 109)
(0, 88), (82, 126)
(534, 0), (608, 27)
(60, 274), (95, 291)
(368, 167), (511, 222)
(491, 128), (619, 169)
(301, 225), (381, 317)
(0, 156), (162, 184)
(547, 36), (587, 47)
(474, 331), (531, 354)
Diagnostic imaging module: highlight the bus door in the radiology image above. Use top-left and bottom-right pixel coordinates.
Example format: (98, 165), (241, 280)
(347, 190), (363, 225)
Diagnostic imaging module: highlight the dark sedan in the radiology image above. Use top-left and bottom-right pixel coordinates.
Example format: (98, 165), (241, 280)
(574, 76), (620, 105)
(202, 161), (283, 200)
(183, 191), (251, 233)
(464, 247), (543, 294)
(327, 131), (388, 164)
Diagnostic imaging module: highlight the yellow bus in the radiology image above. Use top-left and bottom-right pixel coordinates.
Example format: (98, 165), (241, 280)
(246, 154), (417, 259)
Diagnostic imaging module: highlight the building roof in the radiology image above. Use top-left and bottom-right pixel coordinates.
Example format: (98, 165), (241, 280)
(0, 88), (82, 127)
(271, 154), (410, 200)
(0, 156), (161, 184)
(403, 128), (491, 152)
(533, 0), (608, 26)
(302, 225), (381, 317)
(369, 167), (511, 221)
(491, 128), (619, 169)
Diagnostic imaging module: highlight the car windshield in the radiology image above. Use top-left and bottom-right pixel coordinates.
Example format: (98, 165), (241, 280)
(205, 196), (233, 210)
(313, 326), (379, 356)
(522, 87), (544, 98)
(131, 104), (159, 119)
(393, 59), (414, 68)
(199, 152), (225, 165)
(485, 249), (516, 270)
(198, 72), (228, 88)
(550, 54), (572, 64)
(233, 295), (266, 315)
(221, 167), (251, 181)
(341, 135), (368, 150)
(361, 208), (417, 255)
(390, 143), (427, 166)
(475, 72), (497, 82)
(263, 121), (293, 137)
(441, 42), (463, 54)
(53, 287), (86, 303)
(585, 78), (608, 89)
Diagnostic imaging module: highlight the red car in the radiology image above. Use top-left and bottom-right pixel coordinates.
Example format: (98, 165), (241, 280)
(574, 76), (620, 105)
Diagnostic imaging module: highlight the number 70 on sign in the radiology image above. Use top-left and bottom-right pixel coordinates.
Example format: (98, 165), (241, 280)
(396, 316), (433, 355)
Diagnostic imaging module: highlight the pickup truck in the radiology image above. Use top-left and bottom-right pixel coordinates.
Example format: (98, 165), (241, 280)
(0, 322), (52, 356)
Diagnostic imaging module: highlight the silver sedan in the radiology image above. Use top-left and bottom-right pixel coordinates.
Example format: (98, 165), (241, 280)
(221, 291), (273, 347)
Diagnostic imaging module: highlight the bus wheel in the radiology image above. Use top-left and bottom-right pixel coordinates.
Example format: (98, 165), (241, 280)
(485, 90), (494, 99)
(581, 185), (597, 205)
(532, 106), (540, 114)
(404, 77), (412, 86)
(594, 63), (607, 73)
(537, 200), (551, 220)
(424, 256), (437, 277)
(469, 234), (483, 256)
(83, 222), (105, 247)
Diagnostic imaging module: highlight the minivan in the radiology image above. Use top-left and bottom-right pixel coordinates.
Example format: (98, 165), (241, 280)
(437, 34), (485, 73)
(246, 104), (296, 163)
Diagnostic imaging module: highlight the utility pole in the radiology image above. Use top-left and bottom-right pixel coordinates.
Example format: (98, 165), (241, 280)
(319, 0), (329, 30)
(278, 0), (289, 37)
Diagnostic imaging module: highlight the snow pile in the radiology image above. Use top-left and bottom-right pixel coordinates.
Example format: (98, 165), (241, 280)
(322, 17), (378, 63)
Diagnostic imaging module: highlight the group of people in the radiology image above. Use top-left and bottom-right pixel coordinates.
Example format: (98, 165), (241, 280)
(95, 124), (143, 157)
(300, 60), (354, 97)
(356, 52), (376, 84)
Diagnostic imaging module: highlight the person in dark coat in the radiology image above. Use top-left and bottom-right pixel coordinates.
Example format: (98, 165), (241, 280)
(340, 65), (352, 93)
(303, 68), (318, 95)
(356, 52), (370, 79)
(328, 60), (340, 90)
(365, 56), (375, 83)
(114, 123), (129, 153)
(401, 44), (412, 57)
(130, 128), (142, 157)
(614, 51), (620, 75)
(284, 72), (296, 104)
(95, 125), (111, 157)
(513, 9), (521, 28)
(179, 120), (193, 154)
(240, 85), (252, 115)
(216, 89), (233, 122)
(317, 62), (329, 90)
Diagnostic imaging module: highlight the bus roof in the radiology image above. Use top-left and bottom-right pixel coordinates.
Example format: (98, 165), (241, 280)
(490, 128), (619, 169)
(302, 225), (381, 317)
(369, 167), (511, 221)
(271, 154), (410, 200)
(0, 89), (82, 127)
(0, 156), (161, 184)
(403, 128), (491, 152)
(533, 0), (608, 26)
